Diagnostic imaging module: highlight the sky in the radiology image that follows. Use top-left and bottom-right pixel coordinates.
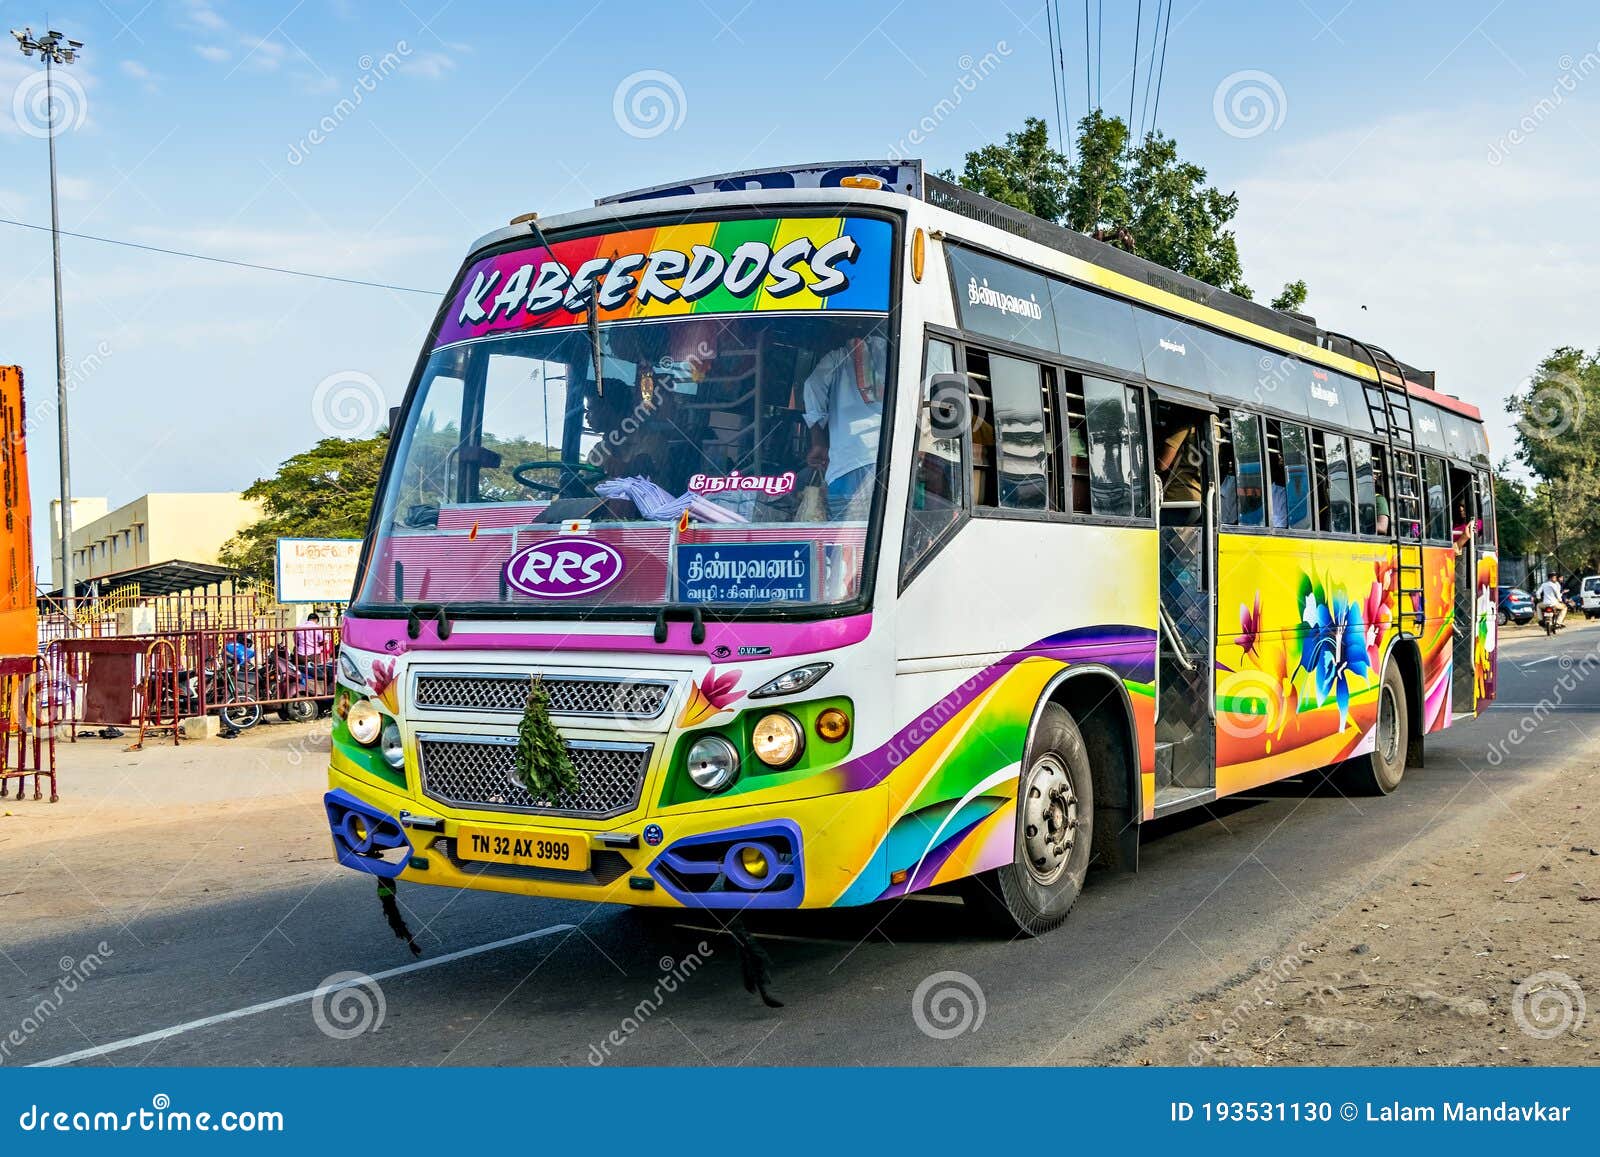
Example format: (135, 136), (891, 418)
(1, 0), (1596, 576)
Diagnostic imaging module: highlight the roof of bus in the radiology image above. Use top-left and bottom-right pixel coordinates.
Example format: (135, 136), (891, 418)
(476, 174), (1483, 426)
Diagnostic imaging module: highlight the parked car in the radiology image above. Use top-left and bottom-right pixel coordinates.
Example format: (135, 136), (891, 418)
(1581, 575), (1600, 619)
(1498, 586), (1534, 626)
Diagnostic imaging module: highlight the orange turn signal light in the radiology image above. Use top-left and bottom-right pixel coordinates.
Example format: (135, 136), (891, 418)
(816, 708), (851, 742)
(839, 174), (884, 189)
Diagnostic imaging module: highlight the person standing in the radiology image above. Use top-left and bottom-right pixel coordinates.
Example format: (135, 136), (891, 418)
(804, 333), (887, 519)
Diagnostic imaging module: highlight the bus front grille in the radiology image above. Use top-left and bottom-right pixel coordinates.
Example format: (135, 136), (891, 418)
(418, 733), (650, 819)
(412, 672), (672, 719)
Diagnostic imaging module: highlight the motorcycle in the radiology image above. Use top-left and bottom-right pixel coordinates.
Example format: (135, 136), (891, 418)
(267, 644), (335, 723)
(1541, 604), (1564, 637)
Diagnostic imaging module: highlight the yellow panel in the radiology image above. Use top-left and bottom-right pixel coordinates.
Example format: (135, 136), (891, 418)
(633, 222), (718, 317)
(754, 217), (844, 313)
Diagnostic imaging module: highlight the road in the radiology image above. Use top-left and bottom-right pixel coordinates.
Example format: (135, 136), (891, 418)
(5, 621), (1599, 1067)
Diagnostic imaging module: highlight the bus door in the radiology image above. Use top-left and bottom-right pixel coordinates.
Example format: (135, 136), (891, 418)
(1152, 399), (1217, 807)
(1449, 467), (1476, 713)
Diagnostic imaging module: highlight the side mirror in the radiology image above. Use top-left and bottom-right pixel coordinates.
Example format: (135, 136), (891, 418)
(387, 406), (400, 436)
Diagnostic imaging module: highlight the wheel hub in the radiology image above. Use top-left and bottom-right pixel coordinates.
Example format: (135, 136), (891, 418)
(1022, 754), (1078, 885)
(1378, 684), (1400, 765)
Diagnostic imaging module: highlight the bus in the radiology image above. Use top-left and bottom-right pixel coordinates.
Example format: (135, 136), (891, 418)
(323, 161), (1497, 935)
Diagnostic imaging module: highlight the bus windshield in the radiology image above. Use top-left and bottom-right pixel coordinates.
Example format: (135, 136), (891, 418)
(360, 308), (893, 615)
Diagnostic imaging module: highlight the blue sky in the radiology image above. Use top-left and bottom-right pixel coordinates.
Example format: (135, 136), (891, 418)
(2, 0), (1597, 573)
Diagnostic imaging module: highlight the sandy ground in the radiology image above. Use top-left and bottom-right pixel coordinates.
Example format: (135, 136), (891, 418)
(0, 718), (340, 945)
(1119, 751), (1600, 1066)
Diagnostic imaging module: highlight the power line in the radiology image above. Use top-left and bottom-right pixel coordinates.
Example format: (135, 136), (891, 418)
(1046, 0), (1066, 153)
(1150, 0), (1174, 135)
(1096, 0), (1103, 111)
(0, 216), (440, 296)
(1129, 0), (1142, 129)
(1055, 0), (1073, 161)
(1139, 0), (1164, 137)
(1083, 0), (1092, 115)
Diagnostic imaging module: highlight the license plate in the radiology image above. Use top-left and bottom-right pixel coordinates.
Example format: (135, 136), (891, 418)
(456, 826), (589, 871)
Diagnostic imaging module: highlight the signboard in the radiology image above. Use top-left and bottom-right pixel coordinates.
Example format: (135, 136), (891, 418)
(596, 160), (923, 205)
(675, 541), (816, 605)
(276, 538), (360, 604)
(0, 367), (34, 656)
(436, 214), (893, 349)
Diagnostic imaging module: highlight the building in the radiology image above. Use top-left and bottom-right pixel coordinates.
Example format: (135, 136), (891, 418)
(50, 492), (262, 592)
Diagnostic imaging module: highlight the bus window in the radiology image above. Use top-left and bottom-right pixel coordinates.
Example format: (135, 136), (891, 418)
(1424, 455), (1450, 542)
(903, 339), (967, 576)
(1476, 470), (1495, 547)
(1126, 386), (1151, 519)
(1268, 419), (1313, 530)
(1314, 430), (1353, 534)
(968, 349), (1052, 512)
(1228, 411), (1265, 527)
(1061, 375), (1091, 512)
(1083, 376), (1136, 517)
(1353, 440), (1377, 536)
(1372, 445), (1392, 536)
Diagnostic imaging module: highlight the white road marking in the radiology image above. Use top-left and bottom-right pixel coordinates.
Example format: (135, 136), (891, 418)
(1519, 655), (1559, 667)
(30, 922), (575, 1068)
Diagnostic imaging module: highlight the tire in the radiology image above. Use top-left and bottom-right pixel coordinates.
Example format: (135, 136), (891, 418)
(1497, 609), (1509, 626)
(962, 703), (1094, 937)
(282, 699), (318, 724)
(220, 697), (262, 731)
(1335, 662), (1408, 795)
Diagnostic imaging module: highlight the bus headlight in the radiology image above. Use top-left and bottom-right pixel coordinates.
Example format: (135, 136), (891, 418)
(752, 712), (804, 768)
(347, 700), (383, 746)
(380, 720), (405, 769)
(686, 735), (740, 792)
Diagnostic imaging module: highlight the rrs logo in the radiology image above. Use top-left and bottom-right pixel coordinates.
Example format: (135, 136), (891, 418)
(504, 538), (625, 599)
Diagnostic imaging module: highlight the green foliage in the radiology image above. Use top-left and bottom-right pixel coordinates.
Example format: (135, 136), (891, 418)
(1492, 468), (1537, 560)
(1271, 280), (1309, 312)
(218, 435), (389, 585)
(941, 113), (1283, 301)
(1506, 348), (1600, 572)
(515, 678), (579, 803)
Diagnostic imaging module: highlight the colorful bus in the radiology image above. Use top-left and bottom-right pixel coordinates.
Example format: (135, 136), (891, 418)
(324, 162), (1496, 935)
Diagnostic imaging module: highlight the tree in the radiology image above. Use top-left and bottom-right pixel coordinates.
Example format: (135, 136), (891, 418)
(941, 113), (1298, 304)
(1492, 468), (1536, 560)
(1506, 347), (1600, 571)
(1271, 280), (1308, 312)
(219, 435), (389, 584)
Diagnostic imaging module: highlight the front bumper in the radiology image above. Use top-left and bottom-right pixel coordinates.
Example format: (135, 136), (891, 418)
(325, 765), (885, 909)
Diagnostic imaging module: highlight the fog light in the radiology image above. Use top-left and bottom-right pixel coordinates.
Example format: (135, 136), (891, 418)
(752, 712), (803, 768)
(815, 707), (851, 742)
(738, 845), (769, 879)
(380, 719), (405, 769)
(347, 699), (382, 746)
(686, 735), (740, 792)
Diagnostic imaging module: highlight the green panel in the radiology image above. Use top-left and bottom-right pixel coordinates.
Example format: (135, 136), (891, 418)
(692, 218), (781, 315)
(660, 696), (854, 807)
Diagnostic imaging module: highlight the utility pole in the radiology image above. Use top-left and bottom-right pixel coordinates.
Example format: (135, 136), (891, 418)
(11, 27), (83, 625)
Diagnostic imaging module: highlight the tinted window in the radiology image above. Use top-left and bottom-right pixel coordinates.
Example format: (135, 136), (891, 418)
(903, 338), (966, 576)
(1413, 403), (1448, 453)
(1084, 376), (1135, 517)
(1126, 386), (1151, 519)
(1353, 440), (1377, 535)
(1316, 431), (1353, 534)
(949, 247), (1058, 352)
(1476, 470), (1495, 546)
(1440, 410), (1472, 460)
(967, 350), (1053, 511)
(1423, 456), (1450, 543)
(1134, 311), (1214, 392)
(1223, 411), (1265, 527)
(1269, 419), (1313, 530)
(1050, 281), (1143, 373)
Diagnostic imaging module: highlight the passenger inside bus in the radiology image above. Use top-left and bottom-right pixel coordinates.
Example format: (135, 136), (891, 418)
(1155, 415), (1203, 508)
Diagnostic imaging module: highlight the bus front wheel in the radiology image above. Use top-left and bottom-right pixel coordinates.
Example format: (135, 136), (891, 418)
(1334, 662), (1408, 795)
(963, 703), (1094, 937)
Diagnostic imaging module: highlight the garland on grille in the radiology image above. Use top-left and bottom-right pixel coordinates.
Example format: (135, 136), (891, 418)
(377, 880), (421, 956)
(515, 676), (580, 803)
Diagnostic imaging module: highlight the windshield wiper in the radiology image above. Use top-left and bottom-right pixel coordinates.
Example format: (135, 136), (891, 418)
(406, 602), (453, 641)
(653, 604), (706, 645)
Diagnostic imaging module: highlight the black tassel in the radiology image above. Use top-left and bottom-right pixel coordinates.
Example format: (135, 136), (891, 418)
(729, 915), (783, 1008)
(377, 880), (421, 956)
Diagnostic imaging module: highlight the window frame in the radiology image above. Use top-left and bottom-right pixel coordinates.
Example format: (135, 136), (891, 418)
(899, 336), (973, 591)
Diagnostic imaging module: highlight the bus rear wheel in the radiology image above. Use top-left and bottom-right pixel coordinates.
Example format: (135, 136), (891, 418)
(963, 703), (1094, 937)
(1334, 662), (1408, 795)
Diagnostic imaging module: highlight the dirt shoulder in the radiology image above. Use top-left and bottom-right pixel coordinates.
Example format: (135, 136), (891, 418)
(1116, 750), (1600, 1066)
(0, 721), (337, 944)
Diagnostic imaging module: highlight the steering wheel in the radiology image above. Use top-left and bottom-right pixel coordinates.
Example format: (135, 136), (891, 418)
(511, 459), (608, 495)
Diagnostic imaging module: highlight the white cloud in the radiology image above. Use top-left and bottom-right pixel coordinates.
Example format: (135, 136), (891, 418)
(121, 61), (151, 80)
(195, 44), (231, 63)
(1230, 102), (1600, 469)
(56, 176), (93, 201)
(403, 51), (456, 80)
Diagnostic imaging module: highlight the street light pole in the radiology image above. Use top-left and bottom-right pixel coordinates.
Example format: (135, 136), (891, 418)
(10, 27), (82, 624)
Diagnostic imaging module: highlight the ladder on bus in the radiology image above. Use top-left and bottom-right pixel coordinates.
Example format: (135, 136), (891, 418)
(1332, 332), (1426, 638)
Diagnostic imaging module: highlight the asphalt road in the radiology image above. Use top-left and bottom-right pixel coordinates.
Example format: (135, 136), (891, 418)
(6, 621), (1599, 1068)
